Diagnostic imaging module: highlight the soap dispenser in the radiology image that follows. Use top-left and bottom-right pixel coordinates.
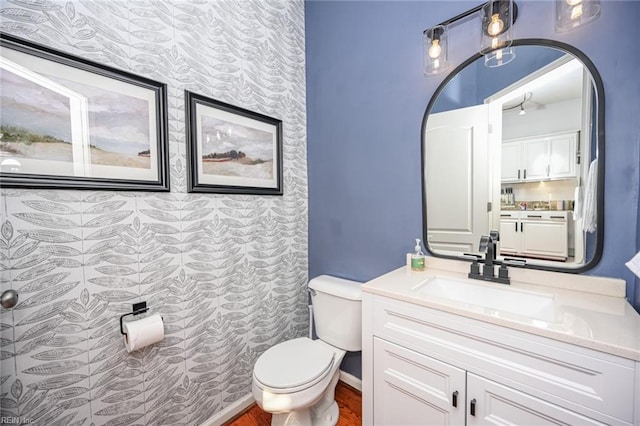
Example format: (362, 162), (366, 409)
(411, 238), (426, 271)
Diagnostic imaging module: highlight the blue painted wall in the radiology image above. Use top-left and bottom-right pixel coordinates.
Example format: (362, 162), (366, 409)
(306, 1), (640, 379)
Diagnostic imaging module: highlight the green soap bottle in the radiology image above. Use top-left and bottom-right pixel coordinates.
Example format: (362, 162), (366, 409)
(411, 238), (426, 271)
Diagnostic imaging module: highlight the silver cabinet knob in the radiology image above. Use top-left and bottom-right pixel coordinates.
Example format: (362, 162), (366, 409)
(1, 289), (18, 309)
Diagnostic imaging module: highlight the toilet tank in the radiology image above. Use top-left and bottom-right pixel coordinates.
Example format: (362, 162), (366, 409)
(308, 275), (362, 351)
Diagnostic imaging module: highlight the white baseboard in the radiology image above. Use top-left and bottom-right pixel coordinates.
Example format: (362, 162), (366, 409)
(339, 370), (362, 392)
(200, 393), (254, 426)
(200, 371), (362, 425)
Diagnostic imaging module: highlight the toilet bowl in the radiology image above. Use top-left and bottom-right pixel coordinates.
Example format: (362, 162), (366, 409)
(252, 275), (362, 426)
(252, 338), (345, 426)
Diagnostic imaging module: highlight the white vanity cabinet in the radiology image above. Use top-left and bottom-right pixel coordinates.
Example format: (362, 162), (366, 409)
(363, 293), (638, 426)
(501, 131), (579, 183)
(499, 211), (568, 260)
(372, 338), (606, 425)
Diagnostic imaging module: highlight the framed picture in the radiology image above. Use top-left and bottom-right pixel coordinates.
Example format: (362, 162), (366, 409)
(0, 33), (169, 191)
(185, 91), (283, 195)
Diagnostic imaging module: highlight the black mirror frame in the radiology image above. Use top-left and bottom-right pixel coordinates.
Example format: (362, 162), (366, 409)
(421, 38), (604, 274)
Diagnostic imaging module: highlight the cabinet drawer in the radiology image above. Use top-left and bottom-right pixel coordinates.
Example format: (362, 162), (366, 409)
(523, 211), (568, 221)
(372, 296), (635, 425)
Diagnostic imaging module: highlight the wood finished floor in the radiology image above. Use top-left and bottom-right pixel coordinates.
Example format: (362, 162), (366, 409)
(225, 382), (362, 426)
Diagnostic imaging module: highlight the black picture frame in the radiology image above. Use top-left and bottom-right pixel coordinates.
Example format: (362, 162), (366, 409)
(185, 91), (283, 195)
(0, 33), (169, 191)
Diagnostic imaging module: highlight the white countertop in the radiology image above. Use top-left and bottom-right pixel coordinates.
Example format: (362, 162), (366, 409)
(363, 260), (640, 361)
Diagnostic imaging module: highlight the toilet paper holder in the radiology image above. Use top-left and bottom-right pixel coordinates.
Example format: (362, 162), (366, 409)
(120, 301), (149, 335)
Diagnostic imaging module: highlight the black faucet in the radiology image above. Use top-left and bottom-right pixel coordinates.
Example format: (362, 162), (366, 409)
(465, 230), (511, 285)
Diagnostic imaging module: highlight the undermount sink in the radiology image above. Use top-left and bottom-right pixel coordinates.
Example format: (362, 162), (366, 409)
(412, 276), (557, 323)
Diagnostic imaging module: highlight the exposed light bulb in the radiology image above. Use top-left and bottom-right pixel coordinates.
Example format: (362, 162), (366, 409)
(428, 39), (441, 59)
(488, 13), (504, 36)
(555, 0), (600, 31)
(570, 4), (583, 19)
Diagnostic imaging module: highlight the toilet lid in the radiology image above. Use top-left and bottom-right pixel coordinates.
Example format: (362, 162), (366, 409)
(254, 338), (335, 390)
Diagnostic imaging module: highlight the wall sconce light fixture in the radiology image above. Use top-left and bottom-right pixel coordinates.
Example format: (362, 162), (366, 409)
(423, 1), (518, 76)
(423, 1), (602, 76)
(555, 0), (600, 32)
(424, 25), (449, 75)
(480, 0), (518, 67)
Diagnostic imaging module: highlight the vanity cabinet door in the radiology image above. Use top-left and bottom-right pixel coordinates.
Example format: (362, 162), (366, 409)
(466, 373), (606, 425)
(498, 213), (520, 254)
(501, 141), (522, 182)
(521, 217), (568, 259)
(373, 337), (466, 426)
(522, 138), (549, 180)
(549, 132), (578, 178)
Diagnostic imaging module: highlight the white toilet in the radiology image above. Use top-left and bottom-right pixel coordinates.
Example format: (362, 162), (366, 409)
(252, 275), (362, 426)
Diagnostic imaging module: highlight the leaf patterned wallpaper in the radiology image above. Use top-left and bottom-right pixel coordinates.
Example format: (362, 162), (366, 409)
(0, 0), (308, 424)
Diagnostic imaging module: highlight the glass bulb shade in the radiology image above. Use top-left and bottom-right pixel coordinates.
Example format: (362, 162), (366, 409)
(480, 0), (514, 58)
(484, 46), (516, 68)
(555, 0), (600, 32)
(424, 25), (449, 76)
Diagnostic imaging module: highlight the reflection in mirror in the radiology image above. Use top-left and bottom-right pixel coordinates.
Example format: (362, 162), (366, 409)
(422, 40), (603, 272)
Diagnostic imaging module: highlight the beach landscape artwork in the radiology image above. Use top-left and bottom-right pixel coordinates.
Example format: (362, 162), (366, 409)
(186, 91), (282, 195)
(1, 68), (152, 169)
(200, 115), (274, 179)
(1, 69), (74, 163)
(0, 34), (169, 191)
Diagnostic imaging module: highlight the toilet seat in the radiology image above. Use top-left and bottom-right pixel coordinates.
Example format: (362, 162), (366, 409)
(253, 338), (335, 394)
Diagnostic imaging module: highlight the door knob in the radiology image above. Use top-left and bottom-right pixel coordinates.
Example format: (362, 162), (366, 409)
(1, 289), (18, 309)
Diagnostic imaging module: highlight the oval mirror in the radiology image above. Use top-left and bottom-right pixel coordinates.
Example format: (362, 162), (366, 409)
(422, 39), (604, 273)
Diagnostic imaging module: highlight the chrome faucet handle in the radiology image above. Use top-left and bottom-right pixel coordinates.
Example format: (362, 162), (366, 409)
(460, 253), (482, 261)
(489, 229), (500, 242)
(478, 235), (490, 253)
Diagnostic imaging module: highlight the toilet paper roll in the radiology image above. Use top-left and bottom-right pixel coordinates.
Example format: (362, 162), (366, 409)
(123, 314), (164, 353)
